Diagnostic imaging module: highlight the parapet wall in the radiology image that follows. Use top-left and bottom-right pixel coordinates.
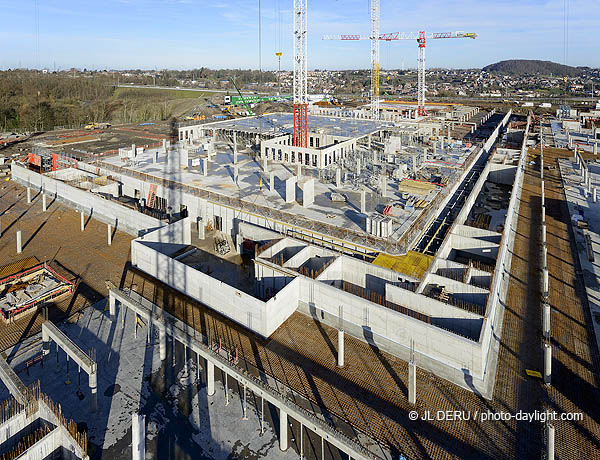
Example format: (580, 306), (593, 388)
(11, 163), (163, 236)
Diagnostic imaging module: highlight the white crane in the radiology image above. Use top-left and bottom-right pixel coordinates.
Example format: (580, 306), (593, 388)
(324, 31), (477, 117)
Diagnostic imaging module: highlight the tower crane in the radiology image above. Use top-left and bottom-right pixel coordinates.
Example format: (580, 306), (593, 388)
(293, 0), (308, 148)
(324, 31), (477, 117)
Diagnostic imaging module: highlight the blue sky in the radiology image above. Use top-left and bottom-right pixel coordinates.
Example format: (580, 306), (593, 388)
(0, 0), (597, 70)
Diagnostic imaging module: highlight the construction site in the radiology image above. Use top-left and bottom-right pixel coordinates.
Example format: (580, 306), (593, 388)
(0, 1), (599, 460)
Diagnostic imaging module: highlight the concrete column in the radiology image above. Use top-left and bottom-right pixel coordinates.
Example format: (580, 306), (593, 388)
(303, 179), (315, 208)
(409, 361), (416, 405)
(233, 165), (239, 185)
(279, 409), (288, 451)
(542, 207), (546, 225)
(132, 144), (137, 157)
(80, 210), (85, 232)
(546, 424), (555, 460)
(107, 224), (112, 246)
(543, 267), (549, 299)
(233, 131), (237, 157)
(285, 177), (296, 204)
(356, 158), (361, 176)
(543, 302), (551, 339)
(89, 369), (98, 412)
(109, 295), (116, 321)
(594, 187), (597, 203)
(594, 143), (598, 156)
(159, 327), (166, 361)
(26, 187), (31, 204)
(297, 163), (302, 178)
(336, 168), (341, 188)
(263, 156), (268, 172)
(360, 189), (366, 214)
(132, 413), (146, 460)
(337, 329), (344, 367)
(42, 193), (47, 212)
(16, 230), (22, 254)
(207, 360), (215, 396)
(544, 343), (551, 385)
(381, 175), (387, 198)
(203, 158), (208, 176)
(269, 172), (275, 192)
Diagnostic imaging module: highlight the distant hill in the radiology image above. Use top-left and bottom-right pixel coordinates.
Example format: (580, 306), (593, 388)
(483, 60), (584, 76)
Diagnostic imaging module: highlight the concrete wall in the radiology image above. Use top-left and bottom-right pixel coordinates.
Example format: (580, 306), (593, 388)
(11, 163), (163, 236)
(131, 222), (299, 338)
(297, 276), (486, 378)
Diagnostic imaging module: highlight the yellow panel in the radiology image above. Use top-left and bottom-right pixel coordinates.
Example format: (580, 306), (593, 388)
(525, 369), (543, 378)
(372, 251), (433, 279)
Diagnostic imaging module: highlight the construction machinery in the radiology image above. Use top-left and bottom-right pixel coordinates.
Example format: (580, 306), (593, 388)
(229, 78), (255, 116)
(84, 122), (111, 130)
(324, 31), (477, 117)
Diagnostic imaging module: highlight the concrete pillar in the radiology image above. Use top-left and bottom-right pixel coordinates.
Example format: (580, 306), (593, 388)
(207, 360), (215, 396)
(594, 187), (597, 203)
(297, 163), (302, 178)
(543, 302), (551, 339)
(546, 424), (555, 460)
(263, 156), (268, 172)
(233, 131), (237, 156)
(337, 329), (344, 367)
(433, 142), (437, 156)
(543, 268), (549, 299)
(42, 193), (47, 212)
(269, 172), (275, 192)
(89, 369), (98, 412)
(107, 224), (112, 246)
(368, 134), (372, 149)
(233, 165), (239, 185)
(303, 179), (315, 208)
(544, 343), (552, 385)
(80, 210), (85, 232)
(360, 189), (366, 214)
(594, 143), (598, 156)
(132, 413), (146, 460)
(16, 230), (22, 254)
(381, 175), (387, 198)
(109, 295), (116, 321)
(279, 409), (288, 451)
(26, 187), (31, 204)
(162, 139), (167, 152)
(336, 168), (341, 188)
(356, 158), (361, 176)
(447, 125), (451, 142)
(132, 144), (137, 157)
(409, 361), (416, 405)
(202, 158), (208, 176)
(285, 177), (296, 204)
(159, 327), (166, 361)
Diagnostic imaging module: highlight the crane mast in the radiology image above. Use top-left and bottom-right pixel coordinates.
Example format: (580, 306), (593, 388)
(370, 0), (380, 120)
(293, 0), (308, 148)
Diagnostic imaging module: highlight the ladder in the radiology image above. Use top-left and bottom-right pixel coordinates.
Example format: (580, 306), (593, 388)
(147, 184), (157, 208)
